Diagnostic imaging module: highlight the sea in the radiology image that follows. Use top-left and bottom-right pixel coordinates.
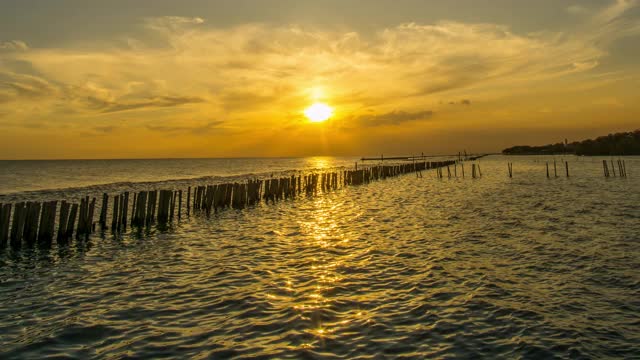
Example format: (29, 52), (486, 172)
(0, 155), (639, 359)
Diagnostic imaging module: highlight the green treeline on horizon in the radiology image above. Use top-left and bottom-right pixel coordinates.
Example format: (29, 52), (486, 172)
(502, 129), (640, 156)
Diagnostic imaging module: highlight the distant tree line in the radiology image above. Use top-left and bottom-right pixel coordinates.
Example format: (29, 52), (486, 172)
(502, 129), (640, 156)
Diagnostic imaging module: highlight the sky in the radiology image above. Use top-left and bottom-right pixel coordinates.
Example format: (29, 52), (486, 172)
(1, 0), (639, 159)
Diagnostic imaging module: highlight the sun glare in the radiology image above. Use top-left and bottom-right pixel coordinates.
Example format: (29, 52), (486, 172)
(304, 103), (333, 123)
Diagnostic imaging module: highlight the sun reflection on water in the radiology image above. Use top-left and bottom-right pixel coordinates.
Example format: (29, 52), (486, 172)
(304, 156), (334, 171)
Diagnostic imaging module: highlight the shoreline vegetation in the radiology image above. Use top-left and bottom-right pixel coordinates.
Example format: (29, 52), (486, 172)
(502, 129), (640, 156)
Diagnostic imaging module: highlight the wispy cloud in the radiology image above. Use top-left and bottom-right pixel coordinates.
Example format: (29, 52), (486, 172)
(86, 95), (204, 113)
(0, 0), (637, 139)
(146, 120), (226, 134)
(0, 40), (29, 51)
(567, 5), (590, 15)
(351, 110), (434, 127)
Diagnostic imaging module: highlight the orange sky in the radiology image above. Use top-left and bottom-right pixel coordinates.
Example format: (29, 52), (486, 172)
(1, 0), (639, 159)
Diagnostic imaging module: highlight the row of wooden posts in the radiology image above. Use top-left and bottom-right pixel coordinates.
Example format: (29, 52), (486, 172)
(506, 159), (630, 178)
(432, 162), (481, 179)
(545, 160), (570, 178)
(507, 160), (569, 178)
(603, 159), (627, 178)
(0, 160), (459, 248)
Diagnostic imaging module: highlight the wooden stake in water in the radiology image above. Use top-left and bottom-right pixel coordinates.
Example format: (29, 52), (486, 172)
(0, 203), (11, 247)
(565, 161), (569, 177)
(100, 193), (108, 230)
(186, 187), (191, 216)
(611, 159), (616, 177)
(546, 162), (550, 178)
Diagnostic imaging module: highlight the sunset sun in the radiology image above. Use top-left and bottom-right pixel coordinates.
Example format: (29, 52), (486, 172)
(304, 102), (333, 122)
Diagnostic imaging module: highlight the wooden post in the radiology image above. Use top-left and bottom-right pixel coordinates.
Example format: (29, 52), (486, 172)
(146, 191), (154, 226)
(121, 192), (129, 229)
(187, 187), (191, 216)
(565, 161), (569, 177)
(37, 201), (57, 245)
(611, 160), (616, 177)
(462, 163), (465, 178)
(0, 203), (11, 247)
(546, 162), (550, 178)
(10, 202), (26, 247)
(88, 198), (96, 234)
(24, 202), (41, 246)
(66, 203), (78, 240)
(57, 201), (70, 243)
(618, 159), (625, 178)
(100, 193), (108, 230)
(112, 195), (120, 231)
(603, 160), (609, 177)
(554, 160), (557, 177)
(170, 190), (176, 220)
(178, 190), (182, 219)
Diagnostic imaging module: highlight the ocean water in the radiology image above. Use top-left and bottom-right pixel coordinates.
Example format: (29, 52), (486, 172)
(0, 156), (639, 359)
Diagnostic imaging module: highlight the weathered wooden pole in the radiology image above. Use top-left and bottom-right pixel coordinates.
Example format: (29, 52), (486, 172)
(121, 192), (129, 229)
(24, 202), (41, 246)
(0, 203), (11, 247)
(554, 160), (558, 177)
(178, 190), (183, 219)
(611, 160), (616, 177)
(37, 201), (57, 245)
(10, 203), (26, 247)
(186, 187), (191, 216)
(546, 162), (550, 178)
(66, 203), (78, 240)
(112, 195), (120, 231)
(565, 161), (569, 177)
(100, 193), (108, 230)
(57, 201), (70, 243)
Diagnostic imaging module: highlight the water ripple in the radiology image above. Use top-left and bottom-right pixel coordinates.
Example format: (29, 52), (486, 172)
(1, 156), (640, 358)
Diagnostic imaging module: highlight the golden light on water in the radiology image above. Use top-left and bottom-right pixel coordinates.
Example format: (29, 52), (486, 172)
(304, 103), (333, 123)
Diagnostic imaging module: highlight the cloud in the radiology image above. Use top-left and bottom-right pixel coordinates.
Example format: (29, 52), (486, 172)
(0, 40), (29, 51)
(567, 5), (589, 15)
(351, 110), (434, 127)
(0, 72), (58, 100)
(597, 0), (637, 24)
(93, 125), (116, 133)
(0, 2), (637, 131)
(85, 95), (204, 113)
(446, 99), (472, 105)
(144, 16), (205, 32)
(146, 120), (225, 134)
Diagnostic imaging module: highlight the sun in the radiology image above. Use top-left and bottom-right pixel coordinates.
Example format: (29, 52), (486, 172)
(304, 102), (333, 123)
